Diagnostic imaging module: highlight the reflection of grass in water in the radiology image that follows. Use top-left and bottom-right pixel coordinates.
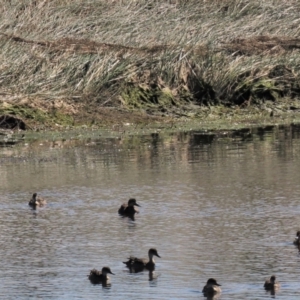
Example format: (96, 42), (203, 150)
(1, 1), (300, 126)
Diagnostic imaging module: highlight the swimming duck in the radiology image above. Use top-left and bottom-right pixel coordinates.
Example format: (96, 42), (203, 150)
(293, 231), (300, 246)
(28, 193), (46, 208)
(202, 278), (222, 296)
(118, 198), (140, 217)
(88, 267), (114, 284)
(123, 248), (161, 271)
(264, 275), (280, 290)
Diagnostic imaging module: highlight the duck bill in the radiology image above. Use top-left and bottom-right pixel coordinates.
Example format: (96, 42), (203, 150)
(134, 203), (141, 207)
(109, 271), (115, 275)
(156, 254), (161, 258)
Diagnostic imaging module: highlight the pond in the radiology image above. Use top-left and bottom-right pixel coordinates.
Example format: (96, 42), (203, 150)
(1, 124), (300, 299)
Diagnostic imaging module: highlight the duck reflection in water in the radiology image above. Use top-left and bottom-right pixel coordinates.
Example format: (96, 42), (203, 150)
(123, 248), (161, 272)
(118, 198), (140, 220)
(128, 267), (157, 282)
(88, 267), (114, 287)
(204, 294), (221, 300)
(148, 270), (160, 283)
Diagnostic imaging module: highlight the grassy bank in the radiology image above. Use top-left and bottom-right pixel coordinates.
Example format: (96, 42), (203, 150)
(1, 0), (300, 128)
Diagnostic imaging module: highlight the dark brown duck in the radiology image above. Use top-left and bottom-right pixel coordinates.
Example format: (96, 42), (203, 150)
(123, 248), (161, 271)
(118, 198), (140, 217)
(293, 231), (300, 246)
(88, 267), (114, 284)
(202, 278), (222, 296)
(264, 275), (280, 290)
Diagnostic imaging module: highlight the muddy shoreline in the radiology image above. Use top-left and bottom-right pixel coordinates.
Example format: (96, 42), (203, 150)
(1, 98), (300, 139)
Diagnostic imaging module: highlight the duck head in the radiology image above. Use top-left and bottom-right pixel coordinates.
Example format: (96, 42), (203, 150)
(128, 198), (140, 207)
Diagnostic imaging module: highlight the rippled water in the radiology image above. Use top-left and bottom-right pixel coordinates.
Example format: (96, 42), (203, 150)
(1, 125), (300, 299)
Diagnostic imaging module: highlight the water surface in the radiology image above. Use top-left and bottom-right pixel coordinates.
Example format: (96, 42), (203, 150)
(1, 125), (300, 299)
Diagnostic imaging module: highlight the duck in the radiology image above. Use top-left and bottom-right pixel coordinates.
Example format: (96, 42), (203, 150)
(88, 267), (114, 284)
(28, 193), (47, 208)
(264, 275), (280, 290)
(202, 278), (222, 296)
(123, 248), (161, 271)
(118, 198), (140, 217)
(293, 231), (300, 246)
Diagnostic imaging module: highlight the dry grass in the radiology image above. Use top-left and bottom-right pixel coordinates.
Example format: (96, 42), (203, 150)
(0, 0), (300, 113)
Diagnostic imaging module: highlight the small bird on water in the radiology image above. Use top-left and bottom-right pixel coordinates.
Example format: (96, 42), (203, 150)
(118, 198), (140, 219)
(293, 231), (300, 246)
(264, 275), (280, 290)
(123, 248), (161, 272)
(88, 267), (115, 284)
(202, 278), (222, 296)
(28, 193), (47, 209)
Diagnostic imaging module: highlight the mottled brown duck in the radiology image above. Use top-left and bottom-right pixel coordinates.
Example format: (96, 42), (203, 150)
(28, 193), (46, 208)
